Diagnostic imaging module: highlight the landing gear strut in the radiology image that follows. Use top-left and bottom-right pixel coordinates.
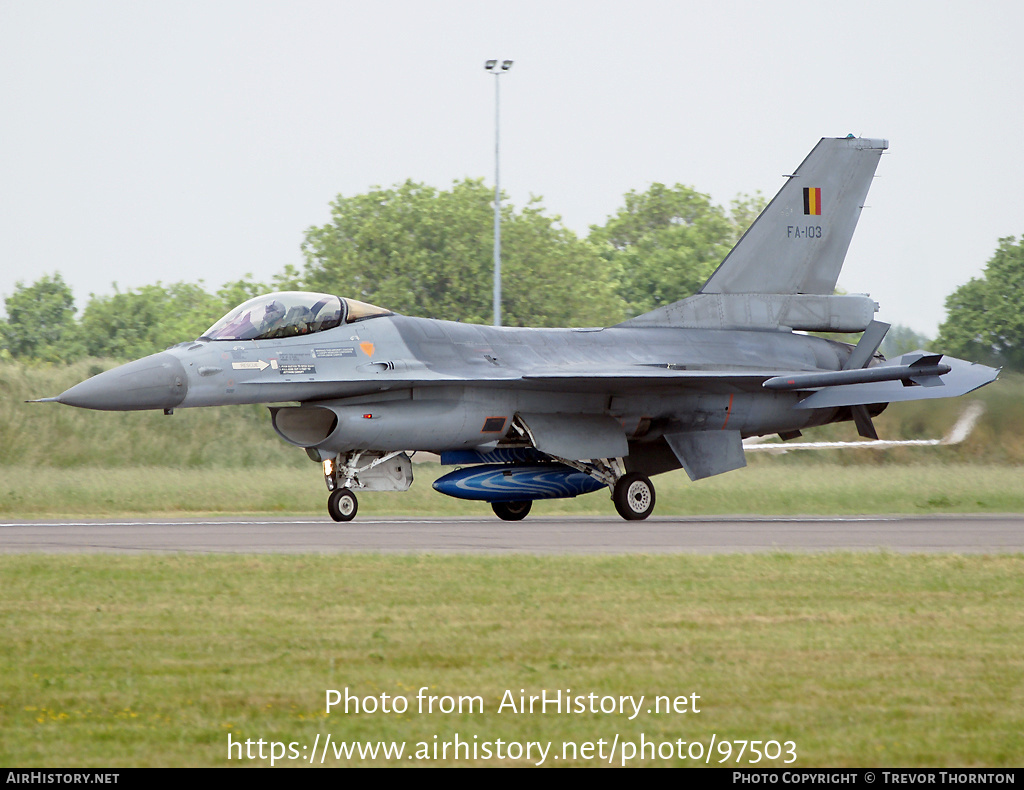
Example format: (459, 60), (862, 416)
(523, 453), (659, 521)
(612, 472), (655, 520)
(319, 450), (413, 521)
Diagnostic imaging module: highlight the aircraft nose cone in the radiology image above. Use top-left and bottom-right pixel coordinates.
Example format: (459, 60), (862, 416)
(57, 352), (189, 411)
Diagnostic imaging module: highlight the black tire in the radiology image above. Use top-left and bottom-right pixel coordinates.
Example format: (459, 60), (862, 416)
(328, 488), (358, 522)
(491, 500), (533, 521)
(613, 473), (655, 520)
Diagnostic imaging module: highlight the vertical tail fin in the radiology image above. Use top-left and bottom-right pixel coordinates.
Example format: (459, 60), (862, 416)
(621, 136), (887, 331)
(701, 136), (888, 295)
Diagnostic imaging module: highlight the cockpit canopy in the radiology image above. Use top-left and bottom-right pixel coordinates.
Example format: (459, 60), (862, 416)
(201, 292), (392, 342)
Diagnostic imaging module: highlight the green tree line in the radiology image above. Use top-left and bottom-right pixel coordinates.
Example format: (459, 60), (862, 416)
(0, 179), (761, 363)
(936, 235), (1024, 371)
(2, 177), (1021, 370)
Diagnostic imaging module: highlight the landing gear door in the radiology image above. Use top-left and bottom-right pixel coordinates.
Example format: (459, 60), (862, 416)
(351, 451), (414, 491)
(517, 413), (628, 461)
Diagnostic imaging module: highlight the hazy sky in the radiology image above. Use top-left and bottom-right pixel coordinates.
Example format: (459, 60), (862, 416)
(2, 0), (1021, 335)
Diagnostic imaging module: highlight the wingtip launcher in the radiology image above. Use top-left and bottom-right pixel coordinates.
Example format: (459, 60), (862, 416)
(764, 355), (952, 392)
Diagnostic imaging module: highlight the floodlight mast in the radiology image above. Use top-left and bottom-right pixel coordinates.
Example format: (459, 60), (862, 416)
(485, 59), (513, 326)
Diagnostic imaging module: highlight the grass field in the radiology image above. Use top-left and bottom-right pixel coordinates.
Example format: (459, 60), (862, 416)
(1, 461), (1023, 518)
(2, 553), (1022, 767)
(3, 364), (1023, 768)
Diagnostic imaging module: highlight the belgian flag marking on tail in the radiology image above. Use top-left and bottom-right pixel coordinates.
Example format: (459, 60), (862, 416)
(803, 187), (822, 216)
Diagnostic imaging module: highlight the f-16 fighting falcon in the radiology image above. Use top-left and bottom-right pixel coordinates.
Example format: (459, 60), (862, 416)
(37, 137), (999, 522)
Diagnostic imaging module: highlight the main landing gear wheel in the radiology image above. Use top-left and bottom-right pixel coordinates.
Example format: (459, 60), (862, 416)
(613, 473), (655, 521)
(328, 488), (358, 522)
(491, 500), (533, 521)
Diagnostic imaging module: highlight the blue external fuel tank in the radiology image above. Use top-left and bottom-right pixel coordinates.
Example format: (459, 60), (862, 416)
(432, 463), (605, 503)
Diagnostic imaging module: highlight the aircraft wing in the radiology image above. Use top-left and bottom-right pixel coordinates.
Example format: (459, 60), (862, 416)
(236, 362), (783, 394)
(523, 352), (998, 404)
(520, 366), (780, 392)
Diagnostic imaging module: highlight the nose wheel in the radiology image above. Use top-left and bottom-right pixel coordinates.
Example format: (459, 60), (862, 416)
(613, 473), (655, 520)
(328, 488), (358, 522)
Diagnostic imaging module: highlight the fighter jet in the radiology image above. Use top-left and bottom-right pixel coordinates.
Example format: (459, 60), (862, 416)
(38, 137), (999, 522)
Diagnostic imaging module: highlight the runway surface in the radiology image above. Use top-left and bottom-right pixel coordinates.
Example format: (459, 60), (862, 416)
(1, 515), (1023, 554)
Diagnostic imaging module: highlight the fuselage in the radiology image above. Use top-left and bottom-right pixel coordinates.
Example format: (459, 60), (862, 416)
(56, 312), (863, 454)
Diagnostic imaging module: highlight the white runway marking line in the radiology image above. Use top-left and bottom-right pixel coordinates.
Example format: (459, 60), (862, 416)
(0, 519), (458, 528)
(0, 514), (917, 528)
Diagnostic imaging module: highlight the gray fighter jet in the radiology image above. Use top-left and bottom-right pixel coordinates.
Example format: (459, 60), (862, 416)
(38, 137), (999, 521)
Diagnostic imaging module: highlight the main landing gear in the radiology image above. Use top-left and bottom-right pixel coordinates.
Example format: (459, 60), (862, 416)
(491, 500), (533, 521)
(550, 457), (657, 521)
(485, 473), (656, 521)
(612, 472), (656, 520)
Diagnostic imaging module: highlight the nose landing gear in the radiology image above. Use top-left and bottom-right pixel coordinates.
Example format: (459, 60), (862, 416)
(328, 488), (358, 522)
(320, 450), (413, 522)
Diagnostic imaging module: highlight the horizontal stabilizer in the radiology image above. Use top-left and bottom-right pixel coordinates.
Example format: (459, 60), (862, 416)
(793, 353), (999, 409)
